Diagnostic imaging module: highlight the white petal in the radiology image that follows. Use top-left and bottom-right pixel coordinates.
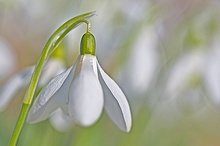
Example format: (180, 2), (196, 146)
(27, 66), (74, 123)
(69, 55), (103, 127)
(97, 61), (132, 132)
(49, 108), (74, 132)
(0, 67), (34, 112)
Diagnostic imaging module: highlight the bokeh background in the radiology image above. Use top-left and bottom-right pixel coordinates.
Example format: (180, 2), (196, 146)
(1, 0), (220, 145)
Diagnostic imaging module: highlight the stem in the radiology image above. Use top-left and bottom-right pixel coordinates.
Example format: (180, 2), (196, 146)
(9, 12), (93, 146)
(9, 104), (29, 146)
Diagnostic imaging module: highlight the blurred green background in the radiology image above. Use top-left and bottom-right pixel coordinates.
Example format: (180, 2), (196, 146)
(1, 0), (220, 145)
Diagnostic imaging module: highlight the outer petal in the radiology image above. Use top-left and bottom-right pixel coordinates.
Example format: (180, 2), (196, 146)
(27, 66), (74, 123)
(97, 61), (132, 132)
(69, 55), (103, 127)
(0, 67), (34, 112)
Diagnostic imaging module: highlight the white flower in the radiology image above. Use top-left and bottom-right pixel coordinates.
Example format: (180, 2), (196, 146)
(0, 37), (17, 81)
(204, 43), (220, 105)
(27, 54), (132, 132)
(165, 51), (205, 98)
(121, 26), (158, 95)
(0, 67), (33, 112)
(0, 58), (65, 112)
(165, 51), (207, 115)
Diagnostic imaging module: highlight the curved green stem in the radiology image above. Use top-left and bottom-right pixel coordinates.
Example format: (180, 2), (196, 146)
(9, 12), (94, 146)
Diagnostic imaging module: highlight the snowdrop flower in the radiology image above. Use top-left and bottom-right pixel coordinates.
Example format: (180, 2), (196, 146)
(165, 51), (207, 115)
(0, 44), (73, 131)
(204, 43), (220, 106)
(27, 32), (132, 132)
(0, 67), (33, 112)
(0, 47), (66, 112)
(121, 26), (158, 95)
(165, 51), (205, 98)
(0, 37), (17, 81)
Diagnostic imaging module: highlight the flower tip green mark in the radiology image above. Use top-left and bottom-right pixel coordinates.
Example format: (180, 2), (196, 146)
(80, 32), (96, 55)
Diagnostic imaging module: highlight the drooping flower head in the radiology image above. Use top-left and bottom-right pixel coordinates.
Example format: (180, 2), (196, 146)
(27, 30), (132, 132)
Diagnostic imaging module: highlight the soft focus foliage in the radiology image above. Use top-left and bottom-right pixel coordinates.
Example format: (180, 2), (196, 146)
(1, 0), (220, 145)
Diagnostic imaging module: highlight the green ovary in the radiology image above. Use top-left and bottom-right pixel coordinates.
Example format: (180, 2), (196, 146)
(80, 32), (96, 55)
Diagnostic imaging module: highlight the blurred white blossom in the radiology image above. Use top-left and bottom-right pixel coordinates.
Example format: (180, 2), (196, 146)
(0, 58), (65, 112)
(165, 50), (207, 114)
(0, 37), (17, 81)
(204, 40), (220, 106)
(122, 26), (158, 94)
